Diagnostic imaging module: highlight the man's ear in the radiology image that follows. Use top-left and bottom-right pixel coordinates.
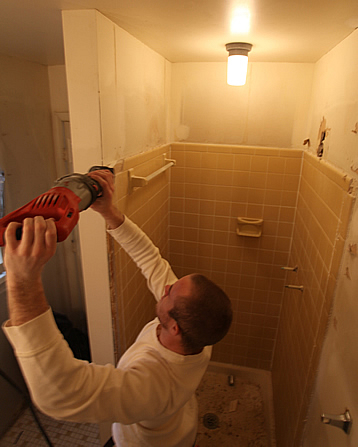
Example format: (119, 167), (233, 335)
(170, 320), (181, 337)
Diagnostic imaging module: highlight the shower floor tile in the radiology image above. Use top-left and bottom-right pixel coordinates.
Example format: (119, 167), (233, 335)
(0, 406), (100, 447)
(195, 363), (276, 447)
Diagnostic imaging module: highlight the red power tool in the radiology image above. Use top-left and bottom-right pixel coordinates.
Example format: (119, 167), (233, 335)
(0, 166), (114, 247)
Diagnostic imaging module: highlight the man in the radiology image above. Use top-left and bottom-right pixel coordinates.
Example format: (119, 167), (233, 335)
(2, 170), (232, 446)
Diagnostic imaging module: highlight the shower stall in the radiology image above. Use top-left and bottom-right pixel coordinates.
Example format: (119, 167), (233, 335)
(108, 143), (353, 447)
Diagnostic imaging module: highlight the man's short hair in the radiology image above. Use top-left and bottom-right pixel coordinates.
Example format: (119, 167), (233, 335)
(168, 274), (233, 354)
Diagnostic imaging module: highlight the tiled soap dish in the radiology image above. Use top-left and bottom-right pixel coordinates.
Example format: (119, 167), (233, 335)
(237, 217), (263, 237)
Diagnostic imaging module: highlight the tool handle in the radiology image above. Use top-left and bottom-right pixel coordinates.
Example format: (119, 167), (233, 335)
(0, 187), (81, 247)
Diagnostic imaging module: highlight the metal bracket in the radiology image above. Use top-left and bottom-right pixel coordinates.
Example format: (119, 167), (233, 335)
(321, 409), (352, 434)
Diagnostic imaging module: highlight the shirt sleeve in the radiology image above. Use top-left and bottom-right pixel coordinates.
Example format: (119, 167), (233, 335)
(2, 309), (171, 425)
(107, 217), (178, 301)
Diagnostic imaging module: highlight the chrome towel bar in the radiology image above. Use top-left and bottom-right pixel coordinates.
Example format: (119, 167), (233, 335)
(128, 155), (176, 192)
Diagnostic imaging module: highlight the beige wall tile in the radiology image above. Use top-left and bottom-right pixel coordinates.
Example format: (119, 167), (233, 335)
(217, 153), (235, 170)
(233, 154), (252, 171)
(272, 151), (352, 447)
(249, 172), (267, 189)
(251, 155), (269, 172)
(201, 152), (218, 169)
(111, 142), (351, 410)
(232, 170), (251, 187)
(185, 151), (201, 168)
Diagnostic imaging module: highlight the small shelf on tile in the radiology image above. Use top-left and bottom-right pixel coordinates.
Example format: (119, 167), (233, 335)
(237, 217), (263, 238)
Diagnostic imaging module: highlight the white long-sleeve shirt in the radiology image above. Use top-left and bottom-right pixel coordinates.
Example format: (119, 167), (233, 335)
(3, 217), (211, 446)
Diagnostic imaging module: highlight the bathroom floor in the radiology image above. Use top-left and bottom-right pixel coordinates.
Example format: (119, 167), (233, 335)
(1, 364), (276, 447)
(195, 363), (276, 447)
(0, 406), (100, 447)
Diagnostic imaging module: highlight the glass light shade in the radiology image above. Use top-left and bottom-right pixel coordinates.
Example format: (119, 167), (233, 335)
(227, 54), (248, 86)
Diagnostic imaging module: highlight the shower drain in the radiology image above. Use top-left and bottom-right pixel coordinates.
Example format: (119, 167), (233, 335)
(203, 412), (220, 429)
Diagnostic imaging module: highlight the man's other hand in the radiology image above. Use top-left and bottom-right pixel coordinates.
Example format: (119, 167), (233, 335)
(4, 216), (57, 282)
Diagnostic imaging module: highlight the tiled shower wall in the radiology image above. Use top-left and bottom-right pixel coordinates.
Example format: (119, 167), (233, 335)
(108, 144), (353, 445)
(109, 145), (171, 360)
(168, 143), (302, 370)
(271, 151), (354, 447)
(109, 143), (302, 369)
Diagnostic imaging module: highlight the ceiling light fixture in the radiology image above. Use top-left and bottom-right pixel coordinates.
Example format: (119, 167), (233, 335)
(225, 42), (252, 86)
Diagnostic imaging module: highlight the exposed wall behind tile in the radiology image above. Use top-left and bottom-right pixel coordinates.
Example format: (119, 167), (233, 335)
(168, 143), (303, 370)
(171, 62), (314, 148)
(271, 152), (354, 447)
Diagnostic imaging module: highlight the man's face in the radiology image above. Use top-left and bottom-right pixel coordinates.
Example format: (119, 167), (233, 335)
(156, 275), (194, 329)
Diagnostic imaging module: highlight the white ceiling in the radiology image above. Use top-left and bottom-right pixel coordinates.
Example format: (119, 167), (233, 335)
(1, 0), (358, 66)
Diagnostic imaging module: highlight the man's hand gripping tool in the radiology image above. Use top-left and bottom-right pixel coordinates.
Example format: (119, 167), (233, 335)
(0, 166), (114, 246)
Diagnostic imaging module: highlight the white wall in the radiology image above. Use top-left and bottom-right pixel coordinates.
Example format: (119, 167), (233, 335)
(303, 29), (358, 447)
(114, 27), (171, 159)
(62, 10), (115, 376)
(63, 10), (171, 168)
(0, 53), (57, 435)
(62, 11), (172, 442)
(170, 61), (314, 148)
(0, 55), (56, 211)
(0, 54), (65, 313)
(62, 8), (171, 367)
(48, 65), (69, 113)
(47, 65), (88, 333)
(305, 30), (358, 174)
